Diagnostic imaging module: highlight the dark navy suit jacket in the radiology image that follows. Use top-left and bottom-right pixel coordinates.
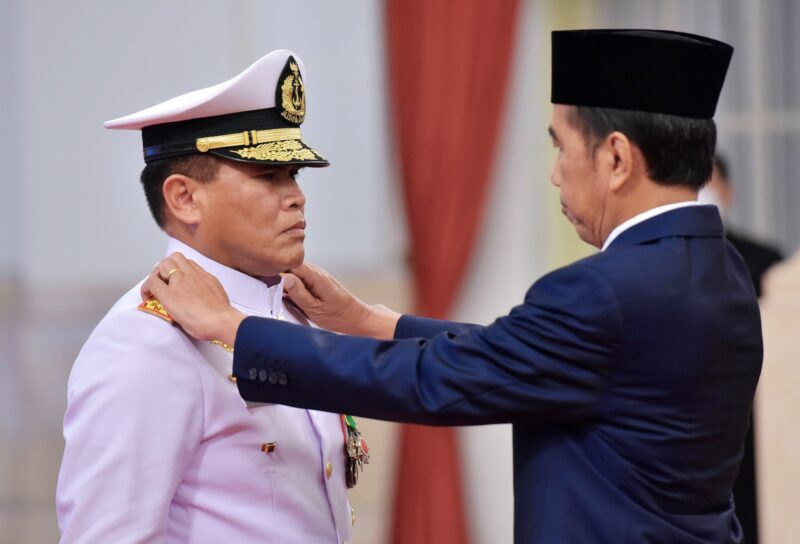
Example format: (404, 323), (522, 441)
(233, 206), (762, 543)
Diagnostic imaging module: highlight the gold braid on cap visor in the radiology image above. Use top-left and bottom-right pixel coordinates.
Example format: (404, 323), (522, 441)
(195, 128), (303, 152)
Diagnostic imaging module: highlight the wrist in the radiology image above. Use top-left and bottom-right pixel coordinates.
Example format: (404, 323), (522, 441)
(357, 303), (401, 340)
(215, 309), (246, 346)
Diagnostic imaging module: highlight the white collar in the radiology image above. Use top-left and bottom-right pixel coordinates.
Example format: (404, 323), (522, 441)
(601, 201), (701, 251)
(165, 237), (284, 318)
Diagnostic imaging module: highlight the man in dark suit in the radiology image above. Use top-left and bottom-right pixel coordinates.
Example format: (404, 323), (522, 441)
(700, 154), (784, 544)
(146, 30), (763, 543)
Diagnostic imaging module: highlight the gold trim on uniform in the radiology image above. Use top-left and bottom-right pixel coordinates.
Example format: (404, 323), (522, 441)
(232, 140), (320, 162)
(195, 128), (303, 153)
(280, 60), (306, 124)
(210, 340), (234, 353)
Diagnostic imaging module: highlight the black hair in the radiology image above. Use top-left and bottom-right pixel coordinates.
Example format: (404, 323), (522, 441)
(568, 106), (717, 190)
(713, 153), (730, 184)
(139, 154), (220, 228)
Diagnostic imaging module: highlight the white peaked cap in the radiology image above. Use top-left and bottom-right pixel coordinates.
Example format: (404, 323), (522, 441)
(105, 50), (305, 130)
(104, 50), (328, 166)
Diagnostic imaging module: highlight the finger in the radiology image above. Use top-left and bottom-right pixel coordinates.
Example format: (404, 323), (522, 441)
(141, 273), (155, 301)
(289, 262), (322, 294)
(157, 256), (182, 281)
(302, 261), (325, 276)
(282, 272), (318, 309)
(168, 252), (195, 272)
(145, 271), (171, 304)
(186, 258), (212, 282)
(183, 258), (226, 295)
(174, 255), (216, 288)
(187, 258), (204, 273)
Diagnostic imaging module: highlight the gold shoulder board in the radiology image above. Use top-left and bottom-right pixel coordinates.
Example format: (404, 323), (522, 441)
(137, 297), (173, 323)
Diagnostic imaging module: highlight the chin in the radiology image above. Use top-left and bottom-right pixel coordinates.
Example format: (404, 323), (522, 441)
(242, 248), (304, 277)
(280, 248), (305, 272)
(573, 226), (595, 247)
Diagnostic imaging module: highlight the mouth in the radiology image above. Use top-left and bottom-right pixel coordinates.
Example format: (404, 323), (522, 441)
(282, 219), (307, 236)
(560, 201), (577, 225)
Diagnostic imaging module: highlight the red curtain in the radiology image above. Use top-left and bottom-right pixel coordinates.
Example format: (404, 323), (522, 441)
(386, 0), (521, 542)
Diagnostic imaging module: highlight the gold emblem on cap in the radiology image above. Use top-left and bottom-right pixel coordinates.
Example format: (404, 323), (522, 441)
(232, 140), (320, 162)
(280, 60), (306, 124)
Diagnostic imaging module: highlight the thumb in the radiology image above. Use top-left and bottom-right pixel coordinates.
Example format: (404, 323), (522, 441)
(282, 273), (296, 291)
(282, 272), (318, 310)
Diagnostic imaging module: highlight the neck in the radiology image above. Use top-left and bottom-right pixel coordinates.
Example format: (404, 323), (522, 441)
(164, 225), (281, 285)
(601, 183), (698, 245)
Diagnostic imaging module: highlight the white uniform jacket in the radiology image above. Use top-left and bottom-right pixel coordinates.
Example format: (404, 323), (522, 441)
(56, 238), (353, 543)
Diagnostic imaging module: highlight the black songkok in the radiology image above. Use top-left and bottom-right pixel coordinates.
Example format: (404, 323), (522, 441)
(551, 29), (733, 119)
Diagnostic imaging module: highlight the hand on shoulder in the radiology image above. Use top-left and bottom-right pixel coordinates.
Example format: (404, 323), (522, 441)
(141, 252), (246, 345)
(283, 262), (401, 339)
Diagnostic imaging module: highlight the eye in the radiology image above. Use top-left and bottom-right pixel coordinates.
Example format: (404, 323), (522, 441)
(259, 170), (277, 181)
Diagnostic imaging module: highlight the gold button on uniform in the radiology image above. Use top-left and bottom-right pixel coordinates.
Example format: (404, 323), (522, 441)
(261, 442), (277, 453)
(325, 461), (333, 479)
(351, 508), (356, 526)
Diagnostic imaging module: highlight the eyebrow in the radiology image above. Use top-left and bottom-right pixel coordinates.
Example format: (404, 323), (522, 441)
(251, 165), (303, 178)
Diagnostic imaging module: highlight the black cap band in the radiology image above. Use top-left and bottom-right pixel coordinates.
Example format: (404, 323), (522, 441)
(140, 107), (328, 166)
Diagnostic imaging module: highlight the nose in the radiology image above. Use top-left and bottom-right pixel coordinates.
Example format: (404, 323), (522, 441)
(283, 179), (306, 211)
(550, 166), (560, 187)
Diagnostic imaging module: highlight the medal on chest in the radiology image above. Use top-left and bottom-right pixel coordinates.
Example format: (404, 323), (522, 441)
(342, 414), (370, 489)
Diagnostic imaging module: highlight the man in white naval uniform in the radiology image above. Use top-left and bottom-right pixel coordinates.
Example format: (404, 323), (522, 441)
(56, 50), (356, 543)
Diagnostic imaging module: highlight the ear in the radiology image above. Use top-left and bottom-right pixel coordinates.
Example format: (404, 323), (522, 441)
(721, 179), (734, 208)
(605, 131), (634, 192)
(162, 174), (204, 226)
